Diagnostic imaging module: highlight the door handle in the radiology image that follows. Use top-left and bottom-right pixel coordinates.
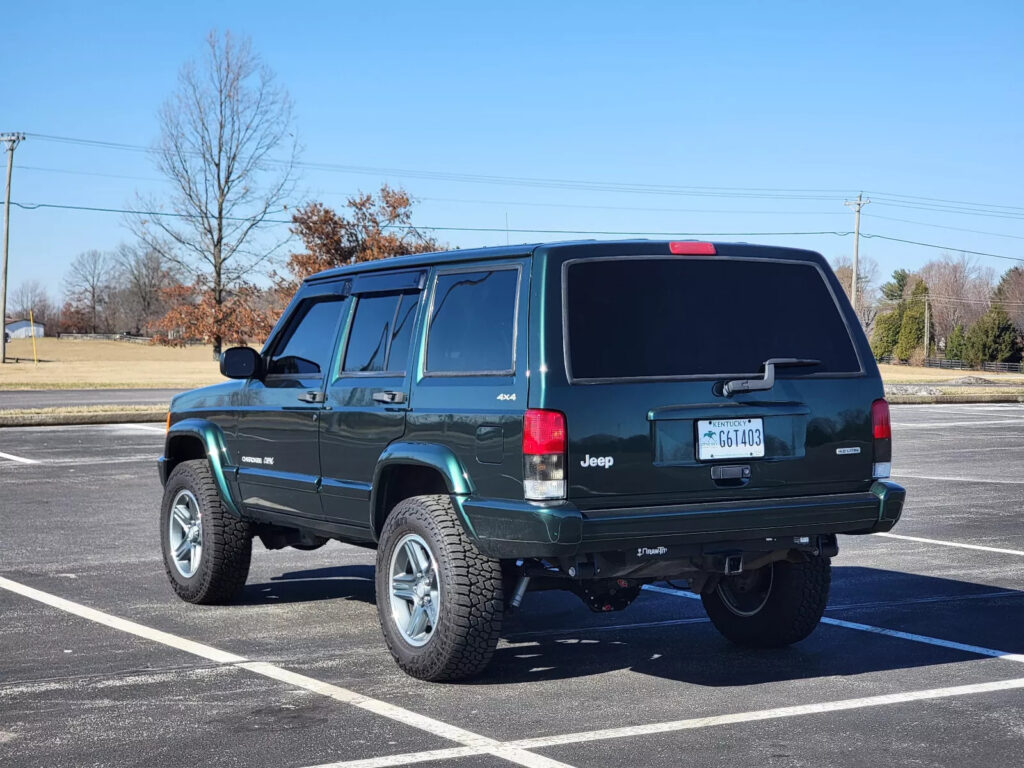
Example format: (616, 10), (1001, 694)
(297, 390), (325, 404)
(372, 390), (406, 404)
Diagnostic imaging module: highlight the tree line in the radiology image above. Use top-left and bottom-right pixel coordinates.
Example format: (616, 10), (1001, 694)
(857, 255), (1024, 366)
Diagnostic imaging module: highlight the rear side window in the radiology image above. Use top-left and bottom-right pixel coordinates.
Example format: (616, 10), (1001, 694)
(566, 258), (859, 380)
(426, 268), (518, 374)
(342, 292), (420, 374)
(267, 298), (346, 376)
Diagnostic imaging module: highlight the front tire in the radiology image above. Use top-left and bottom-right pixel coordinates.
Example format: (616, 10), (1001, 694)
(160, 459), (252, 605)
(376, 495), (503, 681)
(701, 555), (831, 647)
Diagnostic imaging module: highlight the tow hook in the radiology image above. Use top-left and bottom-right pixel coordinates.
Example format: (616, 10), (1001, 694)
(724, 554), (743, 575)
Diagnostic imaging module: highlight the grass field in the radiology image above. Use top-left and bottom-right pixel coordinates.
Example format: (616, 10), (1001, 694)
(0, 338), (223, 389)
(2, 338), (1023, 391)
(876, 363), (1024, 385)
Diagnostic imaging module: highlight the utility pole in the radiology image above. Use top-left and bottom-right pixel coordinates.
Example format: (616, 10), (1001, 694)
(1, 133), (26, 364)
(843, 192), (870, 320)
(923, 294), (930, 359)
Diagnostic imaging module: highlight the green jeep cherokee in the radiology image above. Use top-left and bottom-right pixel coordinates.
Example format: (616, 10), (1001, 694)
(158, 239), (905, 681)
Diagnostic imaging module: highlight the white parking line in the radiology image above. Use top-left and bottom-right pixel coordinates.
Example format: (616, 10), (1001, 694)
(310, 678), (1024, 767)
(891, 473), (1024, 485)
(895, 419), (1024, 429)
(0, 575), (575, 768)
(111, 423), (166, 433)
(509, 677), (1024, 750)
(0, 576), (245, 663)
(819, 617), (1024, 663)
(505, 588), (1023, 642)
(0, 450), (39, 464)
(876, 532), (1024, 556)
(646, 584), (1024, 662)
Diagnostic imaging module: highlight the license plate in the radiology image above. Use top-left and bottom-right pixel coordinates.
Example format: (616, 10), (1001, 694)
(697, 418), (765, 461)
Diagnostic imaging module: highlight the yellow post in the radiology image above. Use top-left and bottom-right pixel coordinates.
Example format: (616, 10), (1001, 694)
(29, 309), (38, 366)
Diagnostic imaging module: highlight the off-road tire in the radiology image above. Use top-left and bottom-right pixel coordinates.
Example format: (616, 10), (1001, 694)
(701, 555), (831, 648)
(160, 459), (252, 604)
(376, 494), (503, 681)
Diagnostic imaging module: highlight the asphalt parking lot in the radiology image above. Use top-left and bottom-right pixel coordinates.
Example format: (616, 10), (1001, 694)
(2, 404), (1023, 768)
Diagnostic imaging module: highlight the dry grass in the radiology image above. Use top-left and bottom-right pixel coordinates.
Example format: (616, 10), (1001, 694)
(0, 404), (168, 426)
(2, 339), (1022, 393)
(877, 363), (1024, 385)
(0, 338), (224, 389)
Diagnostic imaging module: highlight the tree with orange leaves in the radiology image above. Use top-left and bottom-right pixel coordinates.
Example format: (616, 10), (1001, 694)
(153, 281), (276, 348)
(278, 185), (441, 303)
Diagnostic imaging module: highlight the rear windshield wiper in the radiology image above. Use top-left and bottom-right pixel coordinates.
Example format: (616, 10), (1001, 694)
(722, 358), (821, 397)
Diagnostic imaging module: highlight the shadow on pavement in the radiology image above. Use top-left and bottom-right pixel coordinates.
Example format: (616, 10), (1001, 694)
(237, 564), (375, 605)
(235, 563), (1023, 686)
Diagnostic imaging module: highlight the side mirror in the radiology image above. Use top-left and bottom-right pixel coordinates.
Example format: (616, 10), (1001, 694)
(220, 347), (263, 379)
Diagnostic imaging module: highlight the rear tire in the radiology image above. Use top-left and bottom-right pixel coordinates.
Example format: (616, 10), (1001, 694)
(701, 555), (831, 647)
(376, 495), (504, 681)
(160, 460), (252, 605)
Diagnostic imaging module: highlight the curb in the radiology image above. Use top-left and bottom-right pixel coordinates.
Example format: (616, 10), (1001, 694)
(0, 408), (168, 428)
(887, 394), (1024, 405)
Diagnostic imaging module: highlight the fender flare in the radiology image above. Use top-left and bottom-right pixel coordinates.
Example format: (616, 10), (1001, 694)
(370, 441), (476, 538)
(159, 418), (241, 517)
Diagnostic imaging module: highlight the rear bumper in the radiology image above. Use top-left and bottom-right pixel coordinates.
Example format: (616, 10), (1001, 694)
(457, 480), (905, 559)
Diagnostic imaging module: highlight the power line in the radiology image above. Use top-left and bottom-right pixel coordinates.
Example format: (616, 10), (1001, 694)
(872, 199), (1024, 221)
(860, 233), (1024, 263)
(869, 192), (1024, 214)
(20, 164), (164, 183)
(9, 201), (853, 238)
(24, 132), (1024, 214)
(869, 214), (1024, 240)
(878, 294), (1024, 307)
(26, 133), (855, 200)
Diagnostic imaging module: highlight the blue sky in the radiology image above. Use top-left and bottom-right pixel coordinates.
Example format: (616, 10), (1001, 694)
(3, 1), (1022, 297)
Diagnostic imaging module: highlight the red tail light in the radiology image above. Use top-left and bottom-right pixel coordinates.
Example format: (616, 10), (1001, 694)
(523, 409), (566, 501)
(871, 399), (891, 440)
(871, 398), (892, 477)
(669, 241), (716, 255)
(523, 409), (566, 455)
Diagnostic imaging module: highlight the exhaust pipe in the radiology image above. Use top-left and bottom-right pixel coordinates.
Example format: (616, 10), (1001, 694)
(510, 576), (530, 609)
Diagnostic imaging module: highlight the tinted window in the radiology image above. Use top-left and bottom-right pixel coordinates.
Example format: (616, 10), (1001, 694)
(566, 258), (859, 380)
(343, 294), (399, 373)
(427, 269), (518, 374)
(267, 298), (345, 376)
(386, 292), (420, 372)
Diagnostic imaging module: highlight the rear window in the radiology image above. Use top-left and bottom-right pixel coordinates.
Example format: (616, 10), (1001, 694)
(565, 257), (859, 380)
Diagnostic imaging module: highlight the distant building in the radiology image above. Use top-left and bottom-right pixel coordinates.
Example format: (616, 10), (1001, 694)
(4, 319), (45, 338)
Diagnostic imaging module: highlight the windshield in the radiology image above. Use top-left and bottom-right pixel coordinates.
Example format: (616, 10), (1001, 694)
(565, 257), (860, 381)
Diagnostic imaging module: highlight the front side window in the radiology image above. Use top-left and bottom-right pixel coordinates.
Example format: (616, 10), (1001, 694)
(266, 298), (346, 376)
(342, 292), (421, 374)
(426, 268), (518, 374)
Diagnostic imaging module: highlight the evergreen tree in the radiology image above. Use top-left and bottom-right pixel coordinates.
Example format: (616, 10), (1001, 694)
(871, 307), (903, 359)
(894, 281), (929, 361)
(964, 306), (1022, 366)
(945, 324), (967, 361)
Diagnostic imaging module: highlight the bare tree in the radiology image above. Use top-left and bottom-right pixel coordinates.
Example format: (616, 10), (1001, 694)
(133, 30), (298, 355)
(995, 266), (1024, 336)
(114, 243), (180, 334)
(831, 254), (879, 325)
(9, 280), (55, 332)
(919, 252), (994, 351)
(63, 250), (113, 333)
